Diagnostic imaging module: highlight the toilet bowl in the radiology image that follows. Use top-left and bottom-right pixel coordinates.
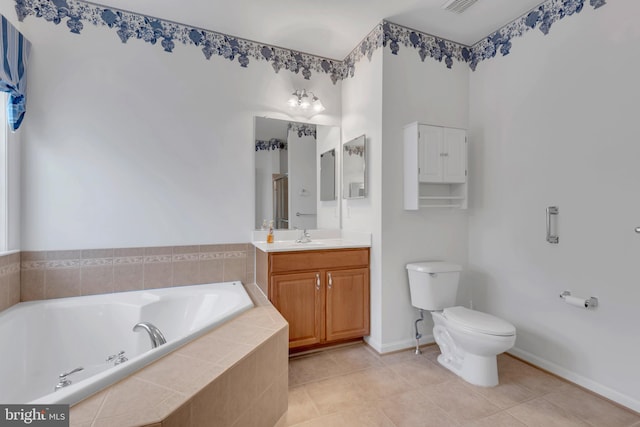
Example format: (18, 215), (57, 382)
(432, 306), (515, 386)
(406, 262), (516, 387)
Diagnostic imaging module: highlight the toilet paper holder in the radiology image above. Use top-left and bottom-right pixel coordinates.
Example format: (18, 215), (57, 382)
(559, 290), (598, 309)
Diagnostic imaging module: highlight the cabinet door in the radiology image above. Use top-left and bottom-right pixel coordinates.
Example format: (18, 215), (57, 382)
(325, 268), (370, 342)
(271, 272), (323, 349)
(442, 127), (467, 183)
(418, 125), (444, 183)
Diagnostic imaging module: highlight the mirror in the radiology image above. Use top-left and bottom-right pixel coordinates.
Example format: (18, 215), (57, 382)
(342, 135), (366, 199)
(320, 149), (336, 201)
(255, 117), (340, 230)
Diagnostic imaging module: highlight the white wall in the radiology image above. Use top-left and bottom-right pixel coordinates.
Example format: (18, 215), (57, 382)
(341, 49), (383, 350)
(316, 125), (340, 229)
(468, 2), (640, 411)
(17, 16), (341, 250)
(254, 117), (288, 229)
(341, 43), (469, 354)
(254, 150), (280, 230)
(287, 130), (316, 230)
(380, 48), (470, 352)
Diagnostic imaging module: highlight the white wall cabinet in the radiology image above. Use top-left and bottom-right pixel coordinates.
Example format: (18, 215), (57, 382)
(404, 122), (467, 209)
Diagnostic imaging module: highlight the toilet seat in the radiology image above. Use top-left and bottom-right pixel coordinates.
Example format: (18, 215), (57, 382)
(443, 306), (515, 337)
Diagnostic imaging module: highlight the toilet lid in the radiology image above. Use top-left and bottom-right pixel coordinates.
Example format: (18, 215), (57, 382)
(443, 306), (516, 336)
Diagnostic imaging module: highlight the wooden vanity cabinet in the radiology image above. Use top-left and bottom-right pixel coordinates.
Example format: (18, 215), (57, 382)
(256, 248), (370, 350)
(271, 271), (323, 348)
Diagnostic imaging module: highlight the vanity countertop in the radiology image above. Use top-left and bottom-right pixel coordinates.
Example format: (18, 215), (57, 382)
(252, 229), (371, 253)
(253, 238), (370, 253)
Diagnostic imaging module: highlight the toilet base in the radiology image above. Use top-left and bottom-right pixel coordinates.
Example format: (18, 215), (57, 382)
(437, 352), (499, 387)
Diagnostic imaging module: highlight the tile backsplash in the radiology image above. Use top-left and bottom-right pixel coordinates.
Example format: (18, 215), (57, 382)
(0, 252), (20, 311)
(20, 244), (256, 302)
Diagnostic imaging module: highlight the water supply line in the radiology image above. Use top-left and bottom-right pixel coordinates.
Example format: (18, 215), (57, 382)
(414, 309), (424, 355)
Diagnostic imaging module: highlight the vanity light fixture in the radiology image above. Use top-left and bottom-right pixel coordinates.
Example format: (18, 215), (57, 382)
(287, 89), (325, 115)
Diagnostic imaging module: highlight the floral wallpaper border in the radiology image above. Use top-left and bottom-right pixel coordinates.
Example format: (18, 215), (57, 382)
(468, 0), (606, 71)
(344, 144), (364, 157)
(255, 138), (287, 152)
(14, 0), (606, 81)
(255, 122), (315, 150)
(288, 123), (316, 139)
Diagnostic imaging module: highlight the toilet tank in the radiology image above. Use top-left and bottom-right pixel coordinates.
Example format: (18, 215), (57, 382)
(406, 262), (462, 311)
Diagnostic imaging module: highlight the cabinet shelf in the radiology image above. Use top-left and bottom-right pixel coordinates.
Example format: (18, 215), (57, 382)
(419, 204), (462, 208)
(419, 196), (465, 200)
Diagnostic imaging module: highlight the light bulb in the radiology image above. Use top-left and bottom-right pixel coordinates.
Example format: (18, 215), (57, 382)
(312, 96), (325, 113)
(287, 92), (299, 108)
(299, 93), (311, 110)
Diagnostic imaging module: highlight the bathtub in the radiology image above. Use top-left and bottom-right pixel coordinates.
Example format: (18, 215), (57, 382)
(0, 281), (254, 406)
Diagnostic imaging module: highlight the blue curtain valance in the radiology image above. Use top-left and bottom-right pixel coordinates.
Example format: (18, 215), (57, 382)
(0, 15), (31, 131)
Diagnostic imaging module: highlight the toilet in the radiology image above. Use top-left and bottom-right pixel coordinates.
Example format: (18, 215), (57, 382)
(406, 261), (516, 387)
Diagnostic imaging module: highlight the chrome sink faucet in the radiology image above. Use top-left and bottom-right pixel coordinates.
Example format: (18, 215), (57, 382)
(296, 229), (312, 243)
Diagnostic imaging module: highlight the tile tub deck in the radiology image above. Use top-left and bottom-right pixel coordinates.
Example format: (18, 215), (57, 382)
(69, 283), (288, 427)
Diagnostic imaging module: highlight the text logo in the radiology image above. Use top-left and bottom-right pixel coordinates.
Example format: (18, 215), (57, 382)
(0, 405), (68, 426)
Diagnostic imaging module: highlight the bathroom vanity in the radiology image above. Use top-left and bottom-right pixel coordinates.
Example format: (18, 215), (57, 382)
(255, 241), (370, 351)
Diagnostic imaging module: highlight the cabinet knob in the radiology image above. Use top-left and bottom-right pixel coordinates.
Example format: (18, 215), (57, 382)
(315, 273), (320, 291)
(328, 273), (333, 289)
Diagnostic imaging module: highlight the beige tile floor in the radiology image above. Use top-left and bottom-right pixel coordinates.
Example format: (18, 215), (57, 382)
(277, 343), (640, 427)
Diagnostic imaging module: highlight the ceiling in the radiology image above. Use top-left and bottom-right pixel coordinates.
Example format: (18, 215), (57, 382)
(88, 0), (546, 60)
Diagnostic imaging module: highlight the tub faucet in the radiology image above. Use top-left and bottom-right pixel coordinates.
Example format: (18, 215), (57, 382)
(133, 322), (167, 348)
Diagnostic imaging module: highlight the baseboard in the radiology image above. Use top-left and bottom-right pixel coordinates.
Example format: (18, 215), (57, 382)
(509, 347), (640, 413)
(363, 336), (382, 353)
(371, 335), (435, 354)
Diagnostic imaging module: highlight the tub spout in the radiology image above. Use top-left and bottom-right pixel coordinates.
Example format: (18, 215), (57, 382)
(133, 322), (167, 348)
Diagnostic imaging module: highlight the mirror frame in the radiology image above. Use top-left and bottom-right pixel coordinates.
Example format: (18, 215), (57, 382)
(342, 134), (367, 200)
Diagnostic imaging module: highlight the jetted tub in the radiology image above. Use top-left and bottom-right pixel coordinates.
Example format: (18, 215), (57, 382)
(0, 281), (254, 405)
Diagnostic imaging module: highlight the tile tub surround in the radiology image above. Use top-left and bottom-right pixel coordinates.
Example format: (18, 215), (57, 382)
(70, 283), (289, 427)
(20, 244), (255, 301)
(0, 252), (20, 311)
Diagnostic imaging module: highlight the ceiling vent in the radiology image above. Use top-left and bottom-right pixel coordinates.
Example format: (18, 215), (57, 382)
(441, 0), (479, 14)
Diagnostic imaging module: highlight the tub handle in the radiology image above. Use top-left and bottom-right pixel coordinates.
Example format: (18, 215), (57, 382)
(106, 350), (129, 366)
(55, 366), (84, 391)
(59, 367), (84, 379)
